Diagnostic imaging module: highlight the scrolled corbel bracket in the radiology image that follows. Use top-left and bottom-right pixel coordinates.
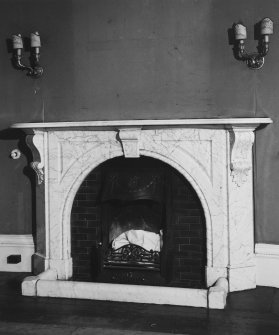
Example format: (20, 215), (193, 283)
(229, 127), (256, 187)
(26, 131), (46, 185)
(118, 128), (142, 158)
(30, 161), (44, 185)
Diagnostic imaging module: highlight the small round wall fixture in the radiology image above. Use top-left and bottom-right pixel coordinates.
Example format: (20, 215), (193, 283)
(10, 149), (21, 159)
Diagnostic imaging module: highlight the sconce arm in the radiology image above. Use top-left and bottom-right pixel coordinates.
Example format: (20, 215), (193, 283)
(259, 40), (270, 57)
(29, 50), (43, 78)
(13, 55), (33, 75)
(234, 39), (267, 70)
(12, 48), (43, 78)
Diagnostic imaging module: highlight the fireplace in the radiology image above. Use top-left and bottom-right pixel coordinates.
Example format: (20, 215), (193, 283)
(71, 156), (206, 288)
(11, 117), (272, 308)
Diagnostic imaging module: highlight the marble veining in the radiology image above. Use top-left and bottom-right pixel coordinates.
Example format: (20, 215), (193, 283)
(12, 118), (273, 308)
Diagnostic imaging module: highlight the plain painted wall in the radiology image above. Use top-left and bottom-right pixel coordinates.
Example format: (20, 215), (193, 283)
(0, 0), (278, 243)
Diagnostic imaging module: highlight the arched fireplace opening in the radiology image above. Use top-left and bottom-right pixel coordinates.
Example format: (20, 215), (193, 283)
(71, 156), (206, 288)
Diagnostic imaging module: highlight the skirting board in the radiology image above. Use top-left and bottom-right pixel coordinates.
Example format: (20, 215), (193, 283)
(0, 235), (34, 272)
(255, 243), (279, 288)
(1, 237), (278, 290)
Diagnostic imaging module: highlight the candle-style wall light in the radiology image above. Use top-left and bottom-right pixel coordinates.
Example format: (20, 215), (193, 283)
(11, 32), (43, 78)
(234, 18), (273, 69)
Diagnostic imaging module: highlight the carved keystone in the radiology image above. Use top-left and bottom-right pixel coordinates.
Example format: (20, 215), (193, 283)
(118, 128), (142, 158)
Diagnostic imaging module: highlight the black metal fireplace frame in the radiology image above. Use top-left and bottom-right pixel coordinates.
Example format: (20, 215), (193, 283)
(103, 243), (160, 271)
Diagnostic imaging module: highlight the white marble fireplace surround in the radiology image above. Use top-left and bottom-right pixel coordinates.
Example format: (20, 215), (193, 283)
(11, 118), (272, 309)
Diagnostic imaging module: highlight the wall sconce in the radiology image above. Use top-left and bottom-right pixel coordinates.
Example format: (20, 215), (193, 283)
(11, 32), (43, 78)
(234, 18), (273, 69)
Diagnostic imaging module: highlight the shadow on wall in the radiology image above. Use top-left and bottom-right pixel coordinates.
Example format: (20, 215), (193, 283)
(0, 128), (36, 237)
(0, 128), (33, 166)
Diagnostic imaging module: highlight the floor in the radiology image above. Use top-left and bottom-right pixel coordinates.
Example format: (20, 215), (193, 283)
(0, 273), (279, 335)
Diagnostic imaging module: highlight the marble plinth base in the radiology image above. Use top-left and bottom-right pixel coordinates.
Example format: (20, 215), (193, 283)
(208, 277), (228, 309)
(22, 269), (57, 296)
(22, 272), (228, 309)
(228, 265), (256, 292)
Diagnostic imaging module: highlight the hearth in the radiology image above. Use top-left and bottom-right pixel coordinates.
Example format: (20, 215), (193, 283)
(11, 118), (272, 308)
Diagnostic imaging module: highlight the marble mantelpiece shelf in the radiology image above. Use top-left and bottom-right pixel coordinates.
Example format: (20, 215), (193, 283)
(11, 118), (272, 130)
